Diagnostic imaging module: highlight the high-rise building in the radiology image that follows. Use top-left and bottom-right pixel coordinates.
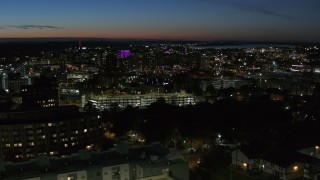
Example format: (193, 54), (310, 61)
(8, 72), (22, 94)
(21, 77), (59, 109)
(0, 105), (102, 162)
(0, 70), (9, 93)
(105, 54), (118, 73)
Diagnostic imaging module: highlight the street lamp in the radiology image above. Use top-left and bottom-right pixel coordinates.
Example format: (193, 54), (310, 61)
(259, 73), (262, 87)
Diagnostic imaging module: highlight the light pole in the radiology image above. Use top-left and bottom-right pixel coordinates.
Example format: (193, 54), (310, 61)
(259, 73), (262, 88)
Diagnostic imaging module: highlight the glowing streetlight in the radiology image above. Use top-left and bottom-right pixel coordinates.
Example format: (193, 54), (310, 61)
(243, 163), (247, 168)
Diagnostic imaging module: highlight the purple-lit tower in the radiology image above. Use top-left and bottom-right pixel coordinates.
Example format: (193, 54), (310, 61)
(119, 50), (131, 58)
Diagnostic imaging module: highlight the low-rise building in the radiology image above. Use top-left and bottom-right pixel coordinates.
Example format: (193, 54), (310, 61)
(89, 93), (197, 110)
(0, 142), (189, 180)
(231, 146), (320, 180)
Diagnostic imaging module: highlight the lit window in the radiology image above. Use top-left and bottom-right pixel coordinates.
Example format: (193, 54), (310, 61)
(293, 166), (298, 171)
(48, 123), (52, 127)
(84, 129), (87, 133)
(15, 155), (23, 159)
(64, 144), (68, 147)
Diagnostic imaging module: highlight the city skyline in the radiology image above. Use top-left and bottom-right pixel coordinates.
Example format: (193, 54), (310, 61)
(0, 0), (320, 42)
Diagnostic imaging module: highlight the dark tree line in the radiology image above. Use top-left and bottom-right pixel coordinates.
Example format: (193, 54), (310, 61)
(100, 94), (320, 148)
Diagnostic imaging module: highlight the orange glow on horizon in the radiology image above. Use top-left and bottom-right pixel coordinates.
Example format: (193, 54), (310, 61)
(0, 28), (248, 41)
(0, 27), (272, 41)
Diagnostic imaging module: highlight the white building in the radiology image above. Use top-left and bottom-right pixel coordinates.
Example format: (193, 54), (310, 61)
(89, 93), (197, 111)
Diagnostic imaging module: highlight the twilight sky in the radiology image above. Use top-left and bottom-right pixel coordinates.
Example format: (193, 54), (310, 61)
(0, 0), (320, 42)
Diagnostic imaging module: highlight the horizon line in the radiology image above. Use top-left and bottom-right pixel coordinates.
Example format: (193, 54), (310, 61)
(0, 37), (319, 44)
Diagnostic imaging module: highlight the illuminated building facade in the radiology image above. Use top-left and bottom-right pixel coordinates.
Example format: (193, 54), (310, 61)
(0, 106), (102, 162)
(119, 50), (131, 59)
(212, 78), (250, 90)
(89, 93), (197, 110)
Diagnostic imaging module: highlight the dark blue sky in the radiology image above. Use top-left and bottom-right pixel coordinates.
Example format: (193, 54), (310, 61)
(1, 0), (320, 41)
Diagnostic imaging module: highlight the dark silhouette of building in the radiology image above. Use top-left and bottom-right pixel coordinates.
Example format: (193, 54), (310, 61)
(21, 77), (59, 109)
